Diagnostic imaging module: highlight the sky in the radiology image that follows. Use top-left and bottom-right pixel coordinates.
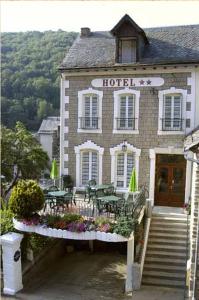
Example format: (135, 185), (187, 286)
(1, 1), (199, 33)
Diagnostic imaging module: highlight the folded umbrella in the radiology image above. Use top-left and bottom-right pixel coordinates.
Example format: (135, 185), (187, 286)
(50, 158), (58, 185)
(128, 167), (137, 192)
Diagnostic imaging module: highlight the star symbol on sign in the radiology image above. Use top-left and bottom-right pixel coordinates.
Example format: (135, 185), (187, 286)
(139, 80), (145, 85)
(147, 80), (152, 85)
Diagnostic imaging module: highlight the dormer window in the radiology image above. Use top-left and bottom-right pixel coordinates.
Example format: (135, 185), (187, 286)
(111, 14), (149, 64)
(118, 38), (136, 63)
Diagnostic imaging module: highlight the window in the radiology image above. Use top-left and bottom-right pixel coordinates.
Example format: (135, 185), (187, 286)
(110, 142), (141, 191)
(81, 94), (99, 129)
(74, 140), (104, 188)
(118, 39), (136, 63)
(162, 94), (182, 131)
(117, 94), (135, 130)
(116, 152), (135, 188)
(81, 151), (98, 185)
(113, 89), (140, 134)
(158, 88), (187, 135)
(78, 88), (103, 133)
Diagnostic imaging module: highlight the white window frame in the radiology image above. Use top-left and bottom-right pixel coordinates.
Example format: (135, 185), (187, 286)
(110, 142), (141, 193)
(74, 140), (104, 189)
(80, 150), (98, 186)
(113, 88), (140, 134)
(158, 87), (187, 135)
(78, 88), (103, 133)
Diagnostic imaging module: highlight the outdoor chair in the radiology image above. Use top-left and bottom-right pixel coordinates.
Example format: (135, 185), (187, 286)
(84, 185), (96, 203)
(91, 189), (105, 216)
(103, 184), (115, 196)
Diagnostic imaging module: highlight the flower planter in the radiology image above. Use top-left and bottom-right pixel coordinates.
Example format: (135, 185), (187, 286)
(13, 218), (128, 242)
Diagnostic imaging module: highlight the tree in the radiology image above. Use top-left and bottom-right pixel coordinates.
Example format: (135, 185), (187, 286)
(1, 122), (49, 198)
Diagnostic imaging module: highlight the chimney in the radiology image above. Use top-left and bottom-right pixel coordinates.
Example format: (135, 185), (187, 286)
(81, 27), (91, 37)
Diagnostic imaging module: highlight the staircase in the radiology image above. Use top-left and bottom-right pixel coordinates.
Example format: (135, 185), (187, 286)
(142, 211), (188, 289)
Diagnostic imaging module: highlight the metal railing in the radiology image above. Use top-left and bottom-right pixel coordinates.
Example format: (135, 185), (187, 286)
(116, 118), (136, 130)
(161, 118), (183, 131)
(79, 117), (99, 129)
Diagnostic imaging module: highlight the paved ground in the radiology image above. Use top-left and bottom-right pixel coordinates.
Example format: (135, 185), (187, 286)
(1, 251), (130, 300)
(1, 250), (184, 300)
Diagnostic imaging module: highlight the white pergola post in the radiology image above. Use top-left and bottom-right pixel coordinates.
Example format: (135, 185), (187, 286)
(125, 234), (134, 293)
(0, 232), (24, 295)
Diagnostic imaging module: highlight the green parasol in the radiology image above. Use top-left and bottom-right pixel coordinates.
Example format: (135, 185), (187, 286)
(50, 158), (58, 185)
(128, 167), (137, 192)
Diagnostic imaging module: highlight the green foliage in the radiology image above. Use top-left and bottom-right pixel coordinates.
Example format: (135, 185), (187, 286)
(1, 31), (77, 130)
(1, 122), (49, 197)
(62, 214), (82, 224)
(9, 180), (44, 218)
(0, 208), (15, 235)
(29, 233), (53, 255)
(113, 216), (137, 238)
(95, 216), (113, 226)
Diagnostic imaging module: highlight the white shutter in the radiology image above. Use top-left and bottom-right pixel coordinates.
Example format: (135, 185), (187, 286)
(128, 96), (134, 128)
(163, 94), (182, 130)
(173, 96), (181, 129)
(116, 153), (124, 187)
(81, 152), (89, 185)
(126, 153), (135, 187)
(91, 152), (98, 182)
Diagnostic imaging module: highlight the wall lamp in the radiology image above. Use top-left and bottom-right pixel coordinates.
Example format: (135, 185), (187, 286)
(122, 140), (127, 152)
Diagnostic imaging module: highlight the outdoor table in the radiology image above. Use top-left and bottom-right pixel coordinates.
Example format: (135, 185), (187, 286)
(90, 184), (113, 193)
(97, 195), (123, 216)
(47, 191), (73, 210)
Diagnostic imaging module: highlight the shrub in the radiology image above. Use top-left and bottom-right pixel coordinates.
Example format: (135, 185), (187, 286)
(9, 180), (44, 219)
(113, 216), (137, 238)
(0, 208), (15, 235)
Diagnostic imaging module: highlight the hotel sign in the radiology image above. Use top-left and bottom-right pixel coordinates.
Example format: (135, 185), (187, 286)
(91, 77), (164, 88)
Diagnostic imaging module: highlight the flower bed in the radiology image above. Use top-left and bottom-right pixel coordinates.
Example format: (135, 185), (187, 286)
(13, 218), (128, 242)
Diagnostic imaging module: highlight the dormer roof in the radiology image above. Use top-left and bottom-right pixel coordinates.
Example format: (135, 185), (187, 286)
(111, 14), (149, 44)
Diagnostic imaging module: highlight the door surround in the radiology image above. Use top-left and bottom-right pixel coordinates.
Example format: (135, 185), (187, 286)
(149, 147), (192, 206)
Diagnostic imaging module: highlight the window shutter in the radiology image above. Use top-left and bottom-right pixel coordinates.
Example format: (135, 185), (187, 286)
(116, 153), (124, 187)
(81, 152), (89, 185)
(91, 152), (98, 182)
(126, 153), (135, 186)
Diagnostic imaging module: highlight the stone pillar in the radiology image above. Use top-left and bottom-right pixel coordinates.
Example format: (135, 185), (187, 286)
(125, 235), (134, 293)
(0, 232), (23, 295)
(146, 198), (152, 217)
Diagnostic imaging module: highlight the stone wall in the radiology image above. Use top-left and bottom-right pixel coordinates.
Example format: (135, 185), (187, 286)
(63, 72), (191, 188)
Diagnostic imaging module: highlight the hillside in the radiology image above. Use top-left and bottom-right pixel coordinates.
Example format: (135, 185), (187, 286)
(1, 30), (78, 130)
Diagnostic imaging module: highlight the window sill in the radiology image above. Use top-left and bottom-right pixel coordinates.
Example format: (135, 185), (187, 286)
(113, 129), (139, 135)
(77, 128), (102, 134)
(157, 130), (185, 135)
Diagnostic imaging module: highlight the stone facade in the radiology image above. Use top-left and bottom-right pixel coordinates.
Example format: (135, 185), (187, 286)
(62, 72), (193, 189)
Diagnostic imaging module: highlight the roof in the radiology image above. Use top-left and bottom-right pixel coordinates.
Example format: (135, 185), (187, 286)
(60, 24), (199, 70)
(38, 117), (60, 134)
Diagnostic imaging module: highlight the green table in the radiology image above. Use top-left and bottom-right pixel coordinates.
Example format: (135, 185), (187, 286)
(90, 184), (112, 192)
(97, 195), (123, 216)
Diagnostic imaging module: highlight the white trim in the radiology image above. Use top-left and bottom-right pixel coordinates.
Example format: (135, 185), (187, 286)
(64, 96), (69, 104)
(60, 77), (65, 177)
(187, 71), (196, 130)
(149, 147), (191, 206)
(64, 80), (69, 89)
(110, 142), (141, 191)
(158, 87), (187, 135)
(77, 88), (103, 133)
(113, 88), (140, 134)
(62, 67), (197, 77)
(74, 140), (104, 188)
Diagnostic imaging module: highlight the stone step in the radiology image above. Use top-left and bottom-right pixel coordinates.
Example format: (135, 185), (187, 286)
(151, 221), (187, 228)
(150, 227), (187, 234)
(145, 256), (186, 266)
(142, 277), (185, 289)
(147, 244), (187, 252)
(152, 213), (187, 220)
(144, 263), (185, 272)
(146, 250), (186, 258)
(143, 270), (185, 279)
(149, 232), (186, 240)
(152, 216), (188, 224)
(148, 238), (187, 246)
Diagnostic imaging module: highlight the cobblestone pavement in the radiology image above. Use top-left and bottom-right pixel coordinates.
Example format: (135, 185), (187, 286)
(1, 251), (131, 300)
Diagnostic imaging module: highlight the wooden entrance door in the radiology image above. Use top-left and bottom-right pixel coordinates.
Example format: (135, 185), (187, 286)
(155, 154), (186, 207)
